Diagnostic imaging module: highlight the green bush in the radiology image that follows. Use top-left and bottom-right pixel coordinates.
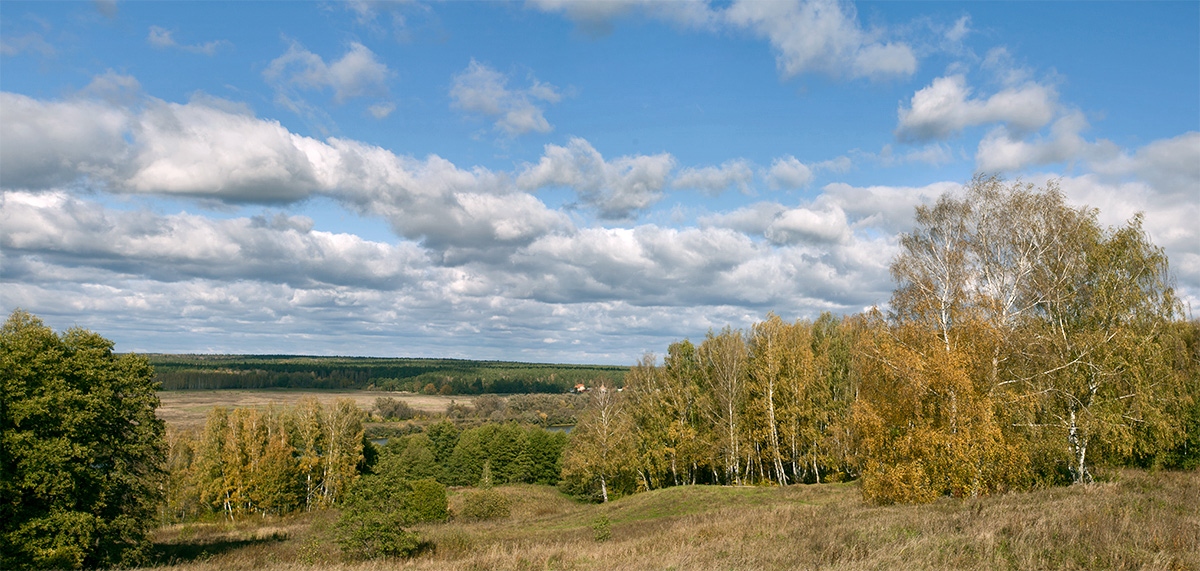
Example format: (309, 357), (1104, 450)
(592, 515), (611, 542)
(406, 479), (449, 523)
(334, 473), (447, 560)
(335, 509), (421, 560)
(458, 489), (510, 521)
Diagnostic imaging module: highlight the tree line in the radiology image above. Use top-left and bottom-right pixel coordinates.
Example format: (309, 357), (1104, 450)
(150, 354), (625, 394)
(562, 177), (1199, 504)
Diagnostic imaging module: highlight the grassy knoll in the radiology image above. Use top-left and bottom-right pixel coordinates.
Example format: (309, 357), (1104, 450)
(139, 469), (1198, 571)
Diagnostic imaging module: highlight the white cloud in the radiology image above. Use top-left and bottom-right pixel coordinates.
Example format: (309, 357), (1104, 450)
(0, 87), (571, 257)
(526, 0), (718, 33)
(1088, 131), (1200, 196)
(529, 0), (915, 81)
(0, 92), (130, 189)
(945, 15), (970, 43)
(765, 203), (850, 245)
(264, 41), (392, 117)
(367, 102), (395, 119)
(974, 110), (1101, 172)
(0, 191), (437, 289)
(766, 155), (814, 189)
(671, 159), (754, 195)
(724, 0), (916, 81)
(699, 202), (787, 235)
(146, 26), (228, 55)
(450, 59), (561, 136)
(897, 74), (1058, 141)
(0, 32), (56, 57)
(517, 137), (675, 219)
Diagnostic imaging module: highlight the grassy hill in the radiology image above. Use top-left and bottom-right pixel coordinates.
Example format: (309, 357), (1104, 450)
(141, 469), (1197, 570)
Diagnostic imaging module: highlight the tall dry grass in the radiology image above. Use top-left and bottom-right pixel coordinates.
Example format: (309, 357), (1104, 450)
(138, 469), (1198, 571)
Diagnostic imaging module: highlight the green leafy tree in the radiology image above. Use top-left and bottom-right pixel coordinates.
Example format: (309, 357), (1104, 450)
(1, 310), (166, 569)
(334, 473), (444, 560)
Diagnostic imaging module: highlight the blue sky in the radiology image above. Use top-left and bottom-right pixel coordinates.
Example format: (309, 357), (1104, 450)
(2, 0), (1197, 364)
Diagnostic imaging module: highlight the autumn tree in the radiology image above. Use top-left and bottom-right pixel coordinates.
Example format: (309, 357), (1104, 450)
(697, 327), (748, 484)
(1, 311), (165, 569)
(560, 388), (636, 502)
(889, 176), (1183, 485)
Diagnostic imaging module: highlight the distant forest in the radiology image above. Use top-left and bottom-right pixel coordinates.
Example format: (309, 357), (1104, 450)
(147, 354), (627, 394)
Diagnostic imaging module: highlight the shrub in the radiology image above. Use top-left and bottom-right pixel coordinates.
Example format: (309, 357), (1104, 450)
(592, 515), (611, 542)
(375, 397), (415, 421)
(458, 489), (510, 521)
(334, 473), (446, 560)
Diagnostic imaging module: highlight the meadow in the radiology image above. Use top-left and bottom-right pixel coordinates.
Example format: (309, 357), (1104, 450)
(155, 389), (472, 428)
(139, 469), (1197, 571)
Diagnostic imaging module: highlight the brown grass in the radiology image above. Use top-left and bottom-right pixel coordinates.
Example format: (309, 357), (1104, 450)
(156, 390), (475, 428)
(136, 468), (1198, 571)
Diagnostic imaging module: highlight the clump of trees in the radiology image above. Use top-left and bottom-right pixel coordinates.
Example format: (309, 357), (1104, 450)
(162, 399), (366, 522)
(379, 421), (568, 488)
(562, 177), (1199, 504)
(560, 316), (859, 501)
(1, 311), (165, 570)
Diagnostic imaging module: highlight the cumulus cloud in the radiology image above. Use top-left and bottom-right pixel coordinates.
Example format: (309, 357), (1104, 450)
(0, 191), (437, 289)
(974, 110), (1102, 172)
(0, 86), (572, 258)
(724, 0), (916, 80)
(0, 92), (131, 189)
(671, 159), (754, 195)
(897, 74), (1058, 141)
(766, 155), (814, 189)
(529, 0), (916, 81)
(526, 0), (718, 33)
(765, 203), (850, 245)
(450, 59), (562, 136)
(264, 41), (392, 119)
(518, 137), (675, 219)
(146, 26), (228, 55)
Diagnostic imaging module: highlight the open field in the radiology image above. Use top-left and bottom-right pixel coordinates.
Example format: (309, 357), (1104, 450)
(140, 468), (1198, 571)
(156, 390), (474, 428)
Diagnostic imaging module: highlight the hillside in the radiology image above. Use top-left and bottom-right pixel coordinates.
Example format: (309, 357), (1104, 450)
(141, 469), (1198, 571)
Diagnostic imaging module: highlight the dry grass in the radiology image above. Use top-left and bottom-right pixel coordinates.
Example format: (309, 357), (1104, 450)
(136, 469), (1199, 571)
(156, 390), (475, 428)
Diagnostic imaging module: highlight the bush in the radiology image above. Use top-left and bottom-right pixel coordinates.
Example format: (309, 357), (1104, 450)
(458, 489), (510, 521)
(335, 509), (421, 560)
(406, 479), (449, 523)
(592, 515), (611, 542)
(374, 397), (415, 421)
(334, 474), (446, 560)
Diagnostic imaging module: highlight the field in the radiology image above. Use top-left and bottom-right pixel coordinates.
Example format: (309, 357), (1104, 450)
(156, 390), (473, 428)
(139, 469), (1198, 571)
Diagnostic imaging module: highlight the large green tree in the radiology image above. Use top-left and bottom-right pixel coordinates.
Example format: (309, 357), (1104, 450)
(1, 310), (166, 569)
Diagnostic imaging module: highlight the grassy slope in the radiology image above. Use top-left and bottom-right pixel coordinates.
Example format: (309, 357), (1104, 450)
(140, 469), (1198, 571)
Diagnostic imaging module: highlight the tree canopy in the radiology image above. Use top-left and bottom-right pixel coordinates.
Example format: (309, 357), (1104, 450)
(1, 310), (166, 569)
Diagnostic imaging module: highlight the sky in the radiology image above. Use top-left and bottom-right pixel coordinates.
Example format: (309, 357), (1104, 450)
(1, 0), (1197, 365)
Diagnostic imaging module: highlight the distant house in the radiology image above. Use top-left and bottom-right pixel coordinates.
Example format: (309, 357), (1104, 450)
(598, 384), (608, 394)
(574, 382), (587, 393)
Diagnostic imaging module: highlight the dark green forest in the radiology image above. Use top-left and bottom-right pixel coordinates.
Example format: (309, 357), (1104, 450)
(148, 354), (626, 394)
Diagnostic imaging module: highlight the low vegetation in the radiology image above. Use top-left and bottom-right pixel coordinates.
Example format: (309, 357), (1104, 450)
(137, 469), (1198, 570)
